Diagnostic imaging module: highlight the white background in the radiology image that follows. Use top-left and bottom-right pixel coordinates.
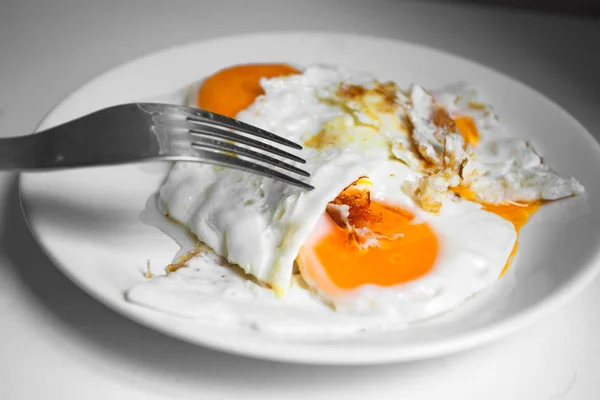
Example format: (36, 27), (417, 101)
(0, 0), (599, 399)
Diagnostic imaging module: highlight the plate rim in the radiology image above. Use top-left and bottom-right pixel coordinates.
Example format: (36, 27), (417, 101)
(18, 30), (600, 365)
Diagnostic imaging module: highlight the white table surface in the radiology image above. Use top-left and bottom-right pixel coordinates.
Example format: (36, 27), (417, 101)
(1, 0), (599, 398)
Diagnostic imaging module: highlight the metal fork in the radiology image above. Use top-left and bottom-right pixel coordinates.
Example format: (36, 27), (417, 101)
(4, 103), (313, 190)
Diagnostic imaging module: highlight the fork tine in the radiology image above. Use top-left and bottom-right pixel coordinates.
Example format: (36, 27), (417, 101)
(188, 125), (306, 164)
(191, 137), (310, 177)
(184, 108), (302, 150)
(191, 149), (314, 190)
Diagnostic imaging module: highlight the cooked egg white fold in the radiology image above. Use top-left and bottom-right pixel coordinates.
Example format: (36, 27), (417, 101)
(160, 157), (395, 293)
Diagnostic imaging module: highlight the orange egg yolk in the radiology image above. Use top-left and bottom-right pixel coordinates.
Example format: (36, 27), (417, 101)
(432, 107), (480, 147)
(298, 186), (439, 297)
(454, 116), (479, 147)
(197, 63), (300, 118)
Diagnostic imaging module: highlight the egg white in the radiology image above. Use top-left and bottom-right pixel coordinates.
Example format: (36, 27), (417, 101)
(433, 87), (584, 203)
(132, 65), (583, 334)
(136, 158), (516, 333)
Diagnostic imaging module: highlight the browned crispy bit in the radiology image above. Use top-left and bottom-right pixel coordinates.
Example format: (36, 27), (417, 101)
(144, 259), (154, 279)
(304, 130), (341, 149)
(410, 178), (443, 214)
(165, 244), (202, 273)
(467, 101), (486, 110)
(336, 83), (366, 99)
(346, 230), (367, 248)
(458, 157), (469, 179)
(328, 179), (382, 229)
(431, 106), (457, 132)
(373, 81), (399, 105)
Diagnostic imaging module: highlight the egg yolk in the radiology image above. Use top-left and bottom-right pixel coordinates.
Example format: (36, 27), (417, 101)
(431, 107), (480, 148)
(452, 185), (540, 276)
(486, 201), (541, 276)
(298, 189), (438, 297)
(197, 63), (300, 118)
(454, 116), (479, 147)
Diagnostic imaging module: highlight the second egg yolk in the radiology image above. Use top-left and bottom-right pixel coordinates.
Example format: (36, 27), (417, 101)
(197, 63), (300, 118)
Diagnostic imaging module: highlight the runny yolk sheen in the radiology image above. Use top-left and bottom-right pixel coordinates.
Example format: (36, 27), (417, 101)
(308, 203), (438, 293)
(197, 64), (300, 118)
(454, 116), (479, 147)
(298, 181), (439, 297)
(431, 106), (480, 147)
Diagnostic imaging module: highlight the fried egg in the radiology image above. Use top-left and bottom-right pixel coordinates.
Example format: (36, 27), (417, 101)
(128, 63), (584, 333)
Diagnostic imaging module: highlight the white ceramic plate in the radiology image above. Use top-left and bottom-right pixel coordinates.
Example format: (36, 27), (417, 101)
(20, 32), (600, 365)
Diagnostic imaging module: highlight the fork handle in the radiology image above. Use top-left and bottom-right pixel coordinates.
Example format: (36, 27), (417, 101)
(0, 107), (158, 170)
(0, 133), (52, 169)
(0, 130), (85, 170)
(0, 126), (130, 171)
